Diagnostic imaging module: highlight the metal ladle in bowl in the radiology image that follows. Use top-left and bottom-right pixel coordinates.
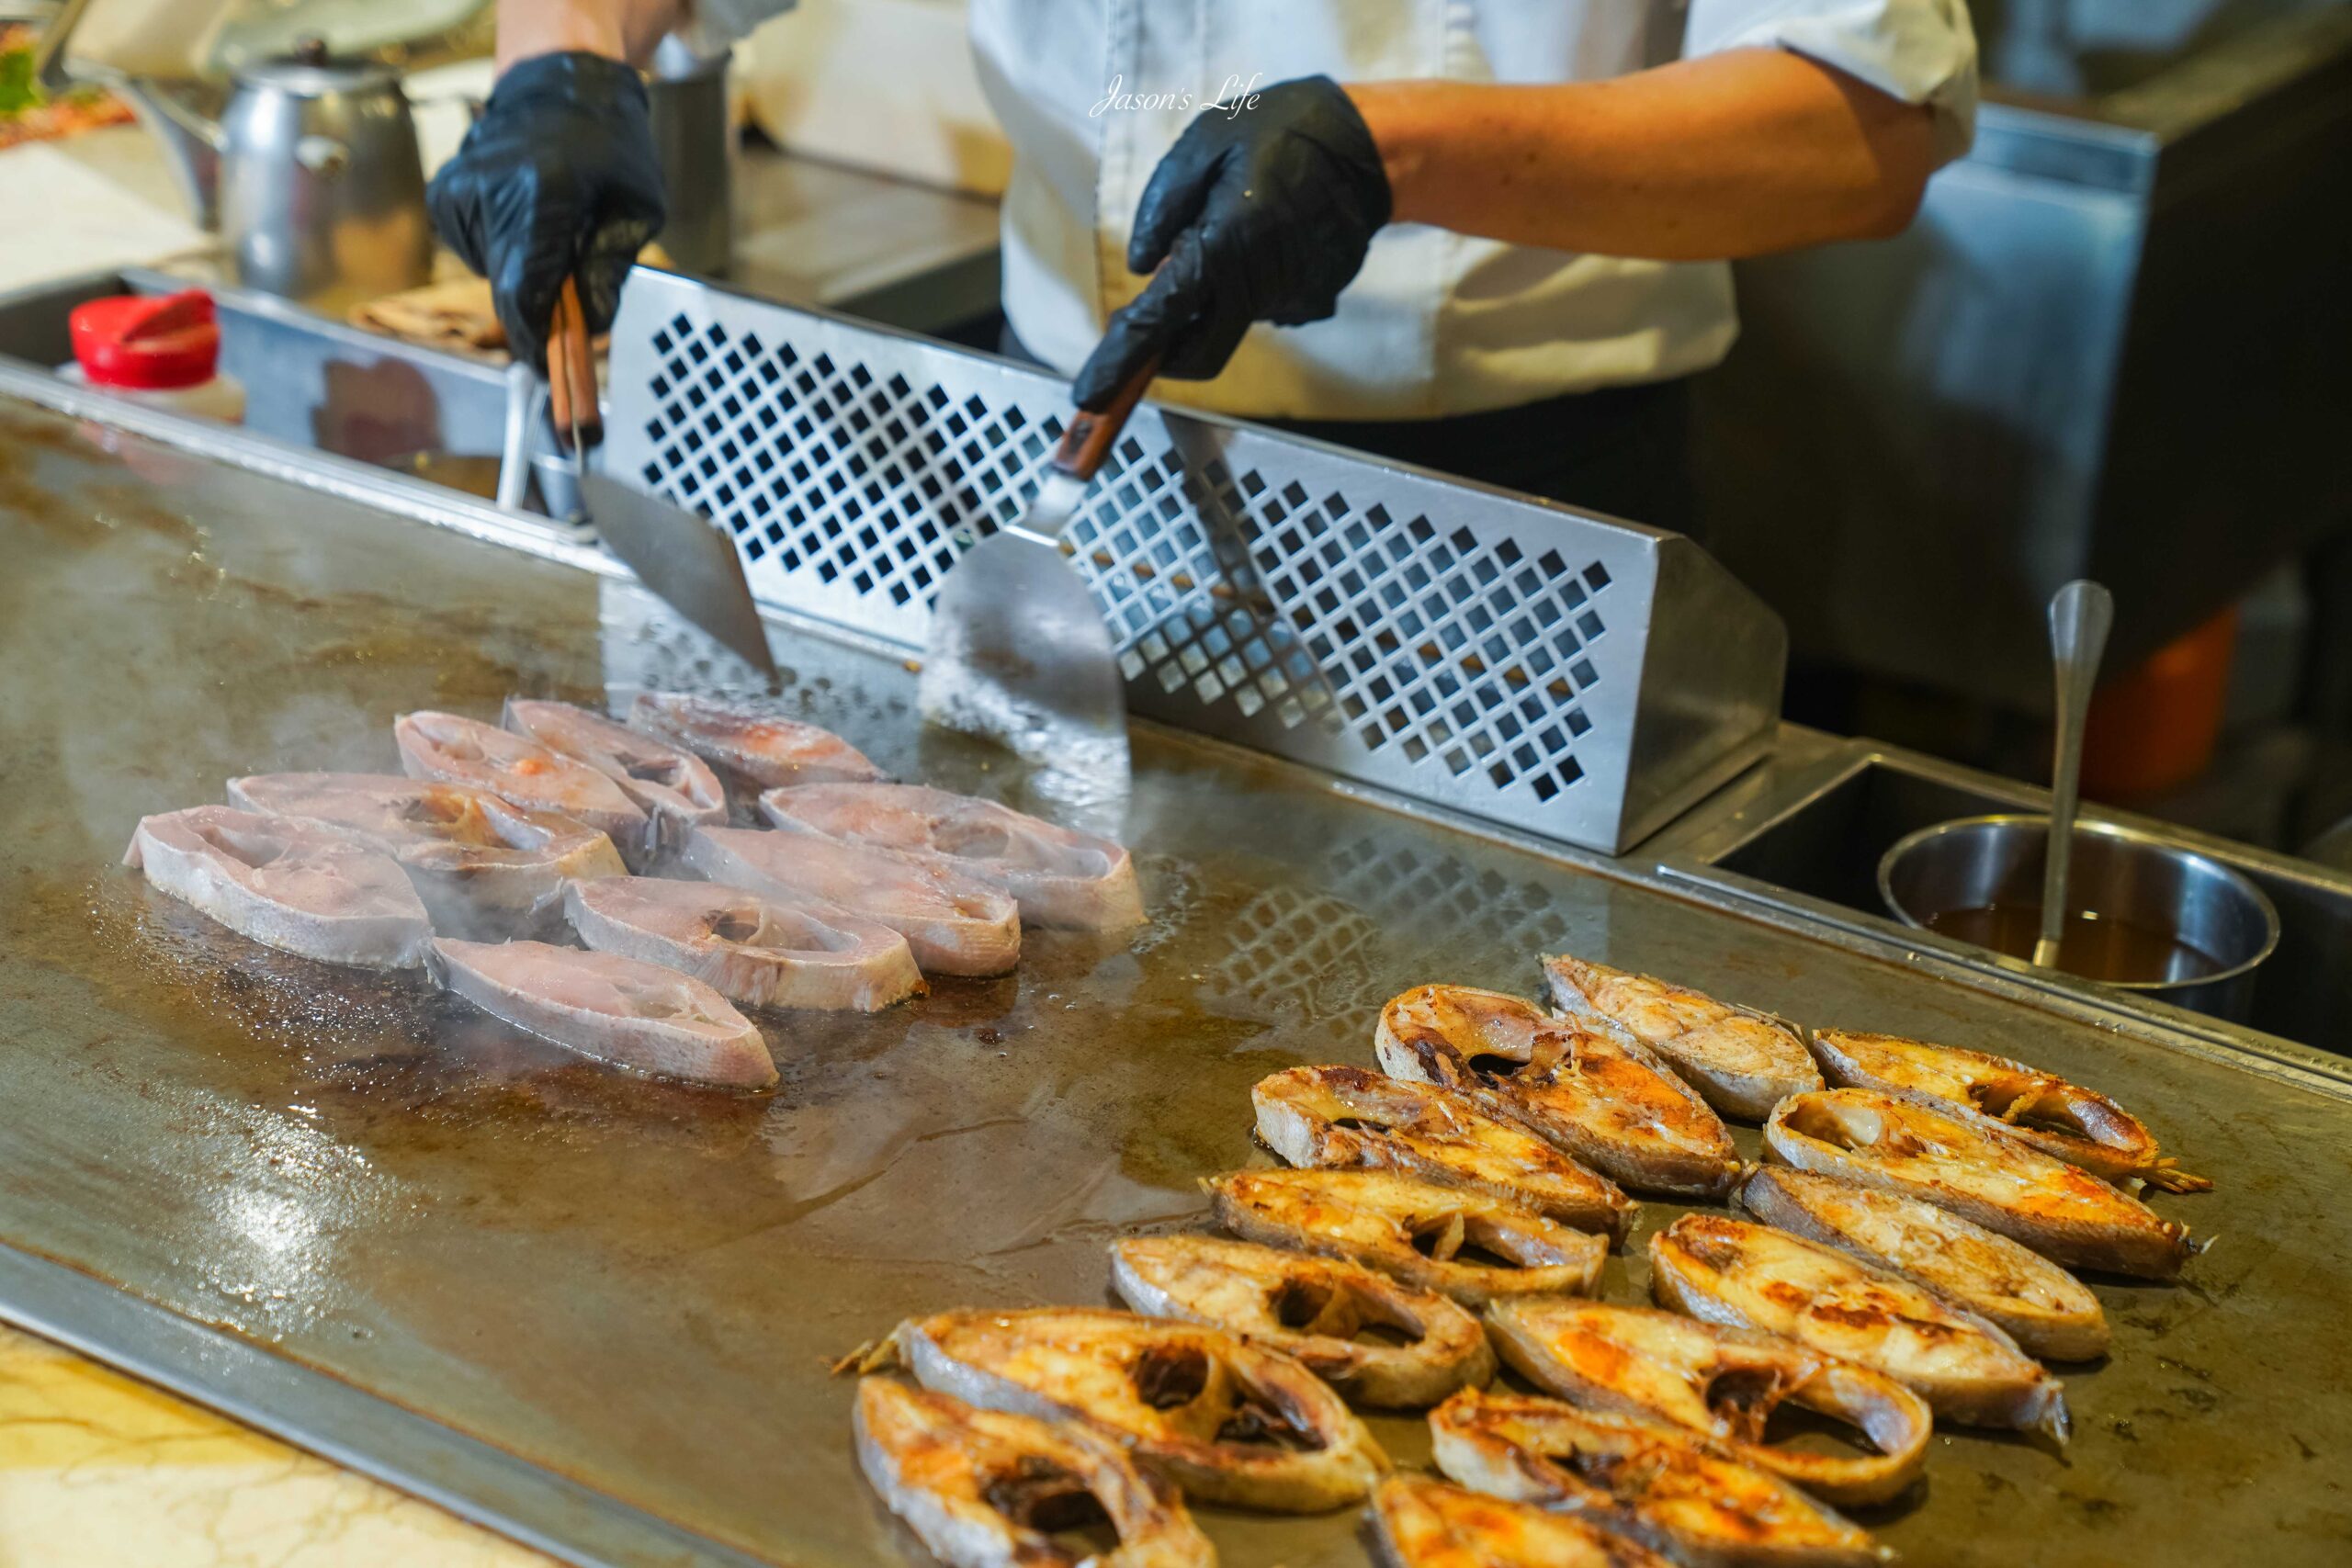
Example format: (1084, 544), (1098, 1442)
(2036, 580), (2115, 968)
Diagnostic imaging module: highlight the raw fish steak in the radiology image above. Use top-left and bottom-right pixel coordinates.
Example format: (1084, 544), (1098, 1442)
(681, 826), (1019, 976)
(396, 710), (650, 861)
(427, 938), (775, 1088)
(124, 805), (431, 968)
(760, 783), (1143, 930)
(228, 773), (622, 939)
(630, 692), (884, 787)
(564, 875), (922, 1011)
(503, 698), (726, 831)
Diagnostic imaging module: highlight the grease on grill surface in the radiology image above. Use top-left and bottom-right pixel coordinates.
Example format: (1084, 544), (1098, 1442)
(6, 402), (2352, 1568)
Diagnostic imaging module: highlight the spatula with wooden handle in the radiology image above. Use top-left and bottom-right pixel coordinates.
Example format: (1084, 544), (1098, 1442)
(917, 355), (1157, 779)
(548, 277), (775, 677)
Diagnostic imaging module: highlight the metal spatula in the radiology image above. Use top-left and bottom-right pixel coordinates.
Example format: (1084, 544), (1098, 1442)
(548, 278), (776, 678)
(917, 357), (1156, 773)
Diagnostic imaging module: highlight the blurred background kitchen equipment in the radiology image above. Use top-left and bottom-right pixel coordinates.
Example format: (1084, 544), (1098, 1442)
(36, 6), (435, 307)
(1881, 814), (2281, 1022)
(646, 36), (733, 278)
(2037, 580), (2114, 965)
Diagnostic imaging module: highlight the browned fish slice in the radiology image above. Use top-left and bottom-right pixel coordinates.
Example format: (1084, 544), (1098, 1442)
(1373, 1473), (1678, 1568)
(1110, 1235), (1495, 1409)
(876, 1306), (1387, 1512)
(1764, 1089), (2196, 1280)
(503, 698), (727, 831)
(1375, 986), (1741, 1200)
(395, 709), (651, 863)
(761, 782), (1143, 931)
(1428, 1388), (1885, 1568)
(630, 691), (886, 787)
(427, 938), (776, 1089)
(1542, 953), (1822, 1121)
(1206, 1168), (1606, 1306)
(228, 773), (624, 940)
(125, 806), (433, 969)
(682, 825), (1019, 977)
(1252, 1064), (1635, 1241)
(1484, 1298), (1930, 1507)
(1741, 1167), (2109, 1361)
(854, 1379), (1213, 1568)
(1648, 1213), (2069, 1444)
(1811, 1028), (2209, 1192)
(563, 875), (922, 1011)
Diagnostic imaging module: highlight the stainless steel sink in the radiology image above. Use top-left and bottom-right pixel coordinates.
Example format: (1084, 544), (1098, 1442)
(1657, 739), (2352, 1055)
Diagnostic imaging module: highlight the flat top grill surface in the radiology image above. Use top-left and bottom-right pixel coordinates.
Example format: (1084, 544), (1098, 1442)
(2, 400), (2349, 1566)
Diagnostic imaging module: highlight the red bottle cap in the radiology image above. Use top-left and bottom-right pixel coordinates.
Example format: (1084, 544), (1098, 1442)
(69, 290), (221, 390)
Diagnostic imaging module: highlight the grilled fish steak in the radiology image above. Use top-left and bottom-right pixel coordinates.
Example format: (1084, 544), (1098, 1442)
(1373, 1473), (1678, 1568)
(1764, 1089), (2195, 1280)
(879, 1307), (1387, 1511)
(1810, 1028), (2210, 1192)
(1375, 986), (1741, 1200)
(1483, 1298), (1930, 1507)
(1741, 1167), (2109, 1361)
(228, 773), (623, 939)
(683, 825), (1019, 976)
(1429, 1389), (1884, 1568)
(854, 1379), (1213, 1568)
(629, 691), (885, 787)
(395, 709), (650, 861)
(1542, 953), (1822, 1120)
(1649, 1213), (2069, 1443)
(760, 783), (1145, 931)
(1252, 1065), (1634, 1241)
(1110, 1235), (1495, 1408)
(427, 938), (775, 1088)
(124, 806), (432, 968)
(503, 698), (726, 832)
(1206, 1168), (1605, 1306)
(563, 876), (922, 1011)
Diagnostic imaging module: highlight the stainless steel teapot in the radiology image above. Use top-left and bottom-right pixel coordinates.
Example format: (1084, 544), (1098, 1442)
(38, 10), (434, 310)
(211, 39), (434, 308)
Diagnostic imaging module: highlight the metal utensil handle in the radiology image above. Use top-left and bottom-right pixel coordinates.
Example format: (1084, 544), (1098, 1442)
(1051, 354), (1161, 482)
(2036, 579), (2115, 965)
(495, 361), (537, 513)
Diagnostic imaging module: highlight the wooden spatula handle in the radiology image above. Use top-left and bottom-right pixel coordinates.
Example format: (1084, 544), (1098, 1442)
(1052, 352), (1161, 482)
(546, 277), (602, 453)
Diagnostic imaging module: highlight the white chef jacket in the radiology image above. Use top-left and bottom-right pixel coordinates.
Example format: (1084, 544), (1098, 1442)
(709, 1), (1978, 421)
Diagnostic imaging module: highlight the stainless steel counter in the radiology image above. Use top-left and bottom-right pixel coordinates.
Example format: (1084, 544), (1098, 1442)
(4, 377), (2352, 1567)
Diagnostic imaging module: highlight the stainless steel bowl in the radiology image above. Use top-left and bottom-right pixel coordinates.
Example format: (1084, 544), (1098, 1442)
(1878, 814), (2280, 1021)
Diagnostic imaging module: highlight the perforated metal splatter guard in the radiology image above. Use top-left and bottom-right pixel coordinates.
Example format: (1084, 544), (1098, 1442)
(604, 270), (1784, 853)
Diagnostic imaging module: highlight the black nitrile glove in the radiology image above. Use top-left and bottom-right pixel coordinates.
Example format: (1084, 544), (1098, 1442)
(1072, 75), (1392, 411)
(425, 51), (665, 371)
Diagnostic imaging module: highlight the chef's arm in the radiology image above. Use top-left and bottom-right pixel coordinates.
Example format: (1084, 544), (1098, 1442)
(1347, 50), (1936, 260)
(492, 0), (686, 72)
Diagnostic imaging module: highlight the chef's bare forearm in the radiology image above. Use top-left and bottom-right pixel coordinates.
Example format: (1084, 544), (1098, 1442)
(1347, 51), (1939, 260)
(494, 0), (686, 72)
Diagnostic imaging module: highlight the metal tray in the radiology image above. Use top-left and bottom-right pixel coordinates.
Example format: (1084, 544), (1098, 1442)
(3, 391), (2350, 1566)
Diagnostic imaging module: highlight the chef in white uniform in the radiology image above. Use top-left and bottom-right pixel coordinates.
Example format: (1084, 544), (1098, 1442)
(431, 0), (1976, 526)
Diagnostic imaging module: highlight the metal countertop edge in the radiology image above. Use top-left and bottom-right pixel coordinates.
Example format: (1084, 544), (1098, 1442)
(0, 1243), (784, 1568)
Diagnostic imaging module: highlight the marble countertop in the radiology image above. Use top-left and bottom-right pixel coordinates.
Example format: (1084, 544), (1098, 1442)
(0, 1324), (550, 1565)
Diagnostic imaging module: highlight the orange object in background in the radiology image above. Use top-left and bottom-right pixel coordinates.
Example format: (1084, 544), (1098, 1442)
(2080, 605), (2239, 799)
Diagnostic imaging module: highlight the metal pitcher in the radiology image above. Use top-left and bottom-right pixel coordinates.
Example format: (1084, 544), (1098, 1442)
(38, 10), (434, 310)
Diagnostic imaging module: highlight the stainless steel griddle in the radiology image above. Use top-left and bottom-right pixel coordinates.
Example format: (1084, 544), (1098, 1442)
(3, 378), (2351, 1568)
